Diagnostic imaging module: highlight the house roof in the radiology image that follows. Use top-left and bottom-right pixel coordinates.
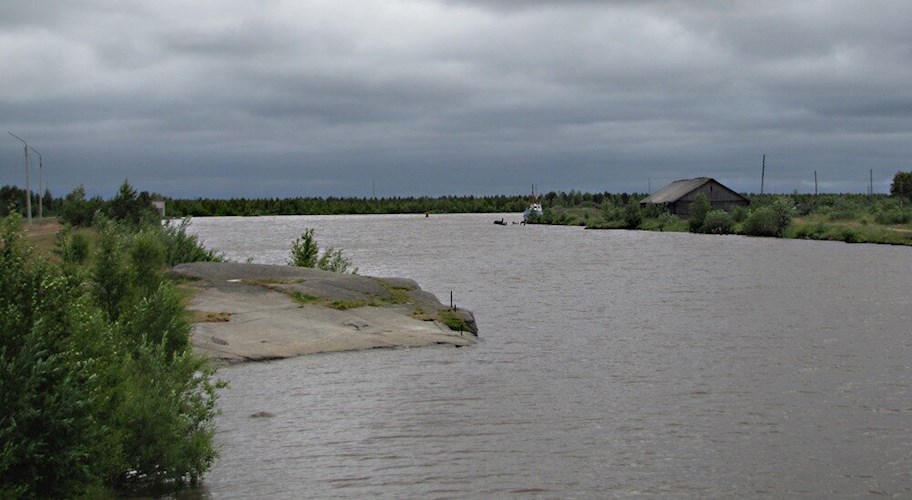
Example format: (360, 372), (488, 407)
(641, 177), (746, 204)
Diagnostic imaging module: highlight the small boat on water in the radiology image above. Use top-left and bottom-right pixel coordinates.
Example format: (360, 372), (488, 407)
(522, 185), (543, 223)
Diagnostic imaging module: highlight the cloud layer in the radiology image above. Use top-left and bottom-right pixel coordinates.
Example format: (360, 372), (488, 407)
(2, 0), (910, 197)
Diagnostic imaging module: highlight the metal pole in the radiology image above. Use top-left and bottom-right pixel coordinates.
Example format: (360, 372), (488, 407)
(32, 147), (43, 219)
(814, 171), (818, 195)
(760, 154), (766, 195)
(9, 132), (31, 224)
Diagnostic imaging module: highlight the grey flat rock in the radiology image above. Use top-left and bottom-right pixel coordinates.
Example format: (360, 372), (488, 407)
(172, 262), (477, 364)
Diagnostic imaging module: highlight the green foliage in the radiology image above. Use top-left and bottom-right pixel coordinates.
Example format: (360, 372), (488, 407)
(702, 209), (733, 234)
(890, 171), (912, 199)
(0, 211), (222, 496)
(730, 205), (748, 223)
(623, 200), (642, 229)
(874, 206), (912, 225)
(743, 198), (793, 237)
(0, 214), (114, 497)
(114, 343), (219, 485)
(119, 283), (190, 357)
(437, 309), (469, 332)
(289, 228), (319, 267)
(161, 217), (224, 266)
(289, 228), (357, 273)
(743, 206), (782, 236)
(130, 228), (167, 290)
(93, 219), (133, 321)
(317, 247), (359, 274)
(55, 226), (91, 265)
(59, 184), (103, 227)
(688, 193), (711, 232)
(108, 180), (158, 226)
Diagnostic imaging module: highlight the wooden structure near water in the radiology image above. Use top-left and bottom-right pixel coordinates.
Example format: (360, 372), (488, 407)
(640, 177), (749, 218)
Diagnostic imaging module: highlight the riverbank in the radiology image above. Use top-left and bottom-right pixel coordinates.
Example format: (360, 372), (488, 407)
(530, 194), (912, 246)
(173, 262), (477, 364)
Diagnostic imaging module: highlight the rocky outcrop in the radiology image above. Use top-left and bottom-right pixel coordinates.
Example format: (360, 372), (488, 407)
(172, 262), (477, 365)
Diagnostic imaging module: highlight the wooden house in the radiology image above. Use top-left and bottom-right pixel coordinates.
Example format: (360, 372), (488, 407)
(639, 177), (749, 218)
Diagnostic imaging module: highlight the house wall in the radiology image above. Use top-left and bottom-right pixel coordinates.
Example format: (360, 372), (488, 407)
(670, 181), (749, 218)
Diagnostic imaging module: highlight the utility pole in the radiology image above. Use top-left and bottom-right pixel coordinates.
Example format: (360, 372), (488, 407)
(760, 154), (766, 195)
(814, 171), (818, 195)
(31, 146), (43, 219)
(8, 131), (31, 224)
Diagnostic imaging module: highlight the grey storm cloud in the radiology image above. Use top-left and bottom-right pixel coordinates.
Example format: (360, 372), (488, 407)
(1, 0), (910, 198)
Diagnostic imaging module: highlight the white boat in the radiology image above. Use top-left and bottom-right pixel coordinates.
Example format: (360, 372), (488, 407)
(522, 203), (543, 222)
(522, 186), (543, 222)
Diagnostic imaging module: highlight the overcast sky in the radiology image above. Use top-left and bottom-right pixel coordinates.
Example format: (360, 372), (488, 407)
(2, 0), (911, 199)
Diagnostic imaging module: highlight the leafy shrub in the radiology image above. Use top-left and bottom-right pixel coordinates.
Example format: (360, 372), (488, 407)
(0, 212), (222, 496)
(93, 221), (131, 321)
(317, 247), (358, 274)
(55, 226), (91, 265)
(702, 210), (733, 234)
(289, 228), (319, 267)
(59, 185), (103, 227)
(874, 208), (912, 225)
(289, 228), (357, 273)
(623, 200), (642, 229)
(688, 193), (711, 232)
(160, 217), (223, 266)
(730, 205), (748, 223)
(130, 228), (166, 289)
(841, 228), (859, 243)
(743, 198), (793, 237)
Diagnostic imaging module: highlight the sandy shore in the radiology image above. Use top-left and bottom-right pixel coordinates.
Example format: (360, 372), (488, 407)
(172, 262), (477, 364)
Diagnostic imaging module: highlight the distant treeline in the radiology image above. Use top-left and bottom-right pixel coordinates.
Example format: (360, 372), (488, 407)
(0, 185), (56, 216)
(164, 191), (646, 217)
(1, 183), (644, 218)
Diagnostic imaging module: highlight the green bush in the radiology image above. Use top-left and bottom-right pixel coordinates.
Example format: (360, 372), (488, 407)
(623, 200), (642, 229)
(730, 205), (748, 223)
(59, 185), (103, 227)
(55, 226), (91, 265)
(742, 198), (793, 237)
(130, 228), (167, 290)
(0, 212), (222, 496)
(161, 217), (223, 266)
(316, 247), (358, 274)
(702, 210), (733, 234)
(289, 228), (320, 267)
(289, 228), (357, 273)
(94, 220), (131, 321)
(688, 193), (711, 232)
(743, 207), (782, 236)
(874, 208), (912, 225)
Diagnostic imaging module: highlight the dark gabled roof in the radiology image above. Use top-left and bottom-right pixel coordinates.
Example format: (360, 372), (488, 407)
(640, 177), (747, 204)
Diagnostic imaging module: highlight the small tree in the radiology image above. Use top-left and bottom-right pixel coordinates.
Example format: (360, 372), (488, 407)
(623, 199), (642, 229)
(59, 185), (101, 227)
(289, 228), (357, 273)
(891, 171), (912, 200)
(702, 209), (733, 234)
(289, 228), (319, 268)
(688, 193), (711, 232)
(743, 198), (793, 237)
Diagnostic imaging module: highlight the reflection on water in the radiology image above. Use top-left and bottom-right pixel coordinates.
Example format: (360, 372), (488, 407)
(188, 214), (912, 498)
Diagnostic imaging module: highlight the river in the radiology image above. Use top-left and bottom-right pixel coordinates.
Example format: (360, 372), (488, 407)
(185, 214), (912, 498)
